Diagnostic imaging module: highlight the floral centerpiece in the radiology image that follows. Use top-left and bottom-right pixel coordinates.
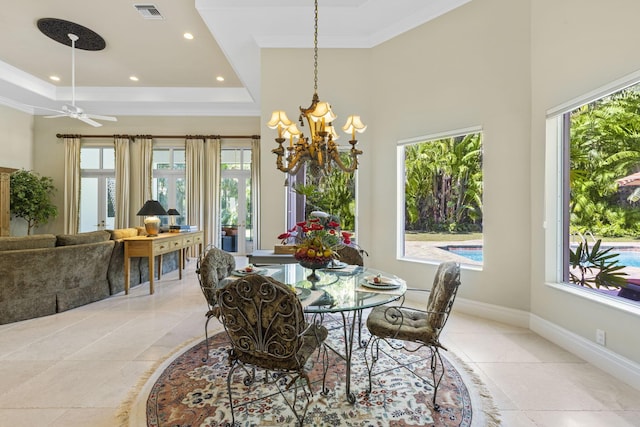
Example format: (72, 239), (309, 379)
(278, 212), (352, 270)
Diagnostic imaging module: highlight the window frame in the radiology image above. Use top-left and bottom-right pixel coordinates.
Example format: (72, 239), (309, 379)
(396, 126), (484, 267)
(544, 70), (640, 315)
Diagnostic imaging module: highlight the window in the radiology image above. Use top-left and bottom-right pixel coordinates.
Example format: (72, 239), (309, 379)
(221, 147), (253, 253)
(79, 146), (115, 232)
(286, 152), (358, 233)
(152, 148), (186, 225)
(398, 128), (483, 265)
(557, 82), (640, 300)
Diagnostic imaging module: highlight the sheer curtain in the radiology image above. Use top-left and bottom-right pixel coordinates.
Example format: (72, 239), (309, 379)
(186, 137), (205, 235)
(251, 137), (261, 250)
(204, 138), (221, 248)
(63, 136), (81, 234)
(114, 136), (130, 228)
(130, 136), (153, 226)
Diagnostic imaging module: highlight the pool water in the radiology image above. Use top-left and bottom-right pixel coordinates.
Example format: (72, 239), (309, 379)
(443, 245), (640, 267)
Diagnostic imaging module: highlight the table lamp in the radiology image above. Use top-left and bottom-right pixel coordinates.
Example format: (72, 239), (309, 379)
(137, 200), (167, 236)
(167, 208), (180, 226)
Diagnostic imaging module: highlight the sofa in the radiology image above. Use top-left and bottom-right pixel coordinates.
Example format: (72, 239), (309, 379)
(0, 228), (179, 325)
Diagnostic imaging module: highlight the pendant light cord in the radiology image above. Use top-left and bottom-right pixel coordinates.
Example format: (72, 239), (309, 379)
(313, 0), (318, 94)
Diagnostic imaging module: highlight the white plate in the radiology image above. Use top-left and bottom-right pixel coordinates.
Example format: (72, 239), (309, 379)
(233, 268), (266, 276)
(325, 260), (348, 269)
(361, 280), (401, 290)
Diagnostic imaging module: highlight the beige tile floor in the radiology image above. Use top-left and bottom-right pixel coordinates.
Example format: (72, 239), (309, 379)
(1, 258), (640, 427)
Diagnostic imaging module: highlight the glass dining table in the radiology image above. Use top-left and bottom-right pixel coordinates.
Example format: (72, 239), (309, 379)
(260, 262), (407, 403)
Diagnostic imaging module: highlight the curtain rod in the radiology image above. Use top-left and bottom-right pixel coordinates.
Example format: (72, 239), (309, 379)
(56, 133), (260, 140)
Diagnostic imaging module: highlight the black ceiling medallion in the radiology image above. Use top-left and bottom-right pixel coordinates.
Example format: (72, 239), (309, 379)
(36, 18), (106, 51)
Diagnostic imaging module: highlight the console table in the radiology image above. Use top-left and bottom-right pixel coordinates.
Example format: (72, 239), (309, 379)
(123, 230), (203, 295)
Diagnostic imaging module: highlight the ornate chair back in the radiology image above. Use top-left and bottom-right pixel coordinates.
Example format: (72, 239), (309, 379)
(217, 274), (328, 424)
(336, 245), (365, 266)
(195, 245), (235, 361)
(426, 261), (461, 338)
(217, 274), (308, 369)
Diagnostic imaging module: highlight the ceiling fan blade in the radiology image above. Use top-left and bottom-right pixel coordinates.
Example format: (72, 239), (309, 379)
(86, 114), (118, 122)
(43, 114), (67, 119)
(78, 116), (102, 127)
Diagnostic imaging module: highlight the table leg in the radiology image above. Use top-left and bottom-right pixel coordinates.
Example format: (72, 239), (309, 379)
(340, 311), (358, 404)
(178, 248), (183, 280)
(157, 254), (163, 281)
(149, 254), (155, 295)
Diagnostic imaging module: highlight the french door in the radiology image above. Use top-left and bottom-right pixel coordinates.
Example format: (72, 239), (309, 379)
(79, 175), (115, 231)
(220, 147), (253, 255)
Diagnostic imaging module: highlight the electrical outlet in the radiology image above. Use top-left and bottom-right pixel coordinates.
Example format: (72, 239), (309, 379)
(596, 329), (606, 346)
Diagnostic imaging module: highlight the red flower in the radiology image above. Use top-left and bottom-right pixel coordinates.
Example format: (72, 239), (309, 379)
(328, 221), (340, 228)
(296, 221), (307, 227)
(311, 223), (323, 231)
(277, 232), (290, 240)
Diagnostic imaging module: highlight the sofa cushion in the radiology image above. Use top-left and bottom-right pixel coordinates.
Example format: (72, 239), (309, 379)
(0, 234), (57, 251)
(56, 230), (110, 246)
(108, 228), (139, 240)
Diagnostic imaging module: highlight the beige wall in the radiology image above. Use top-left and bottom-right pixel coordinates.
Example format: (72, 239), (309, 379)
(263, 0), (532, 309)
(0, 104), (34, 170)
(530, 0), (640, 362)
(33, 115), (259, 235)
(0, 104), (34, 235)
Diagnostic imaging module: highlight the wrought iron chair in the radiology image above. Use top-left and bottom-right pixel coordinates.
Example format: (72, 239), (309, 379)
(336, 245), (366, 266)
(216, 274), (328, 426)
(195, 244), (236, 361)
(365, 261), (461, 411)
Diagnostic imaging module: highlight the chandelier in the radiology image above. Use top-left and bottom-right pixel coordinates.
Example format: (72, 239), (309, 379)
(268, 0), (366, 177)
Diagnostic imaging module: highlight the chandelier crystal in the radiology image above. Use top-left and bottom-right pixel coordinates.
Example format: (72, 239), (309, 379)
(269, 0), (366, 177)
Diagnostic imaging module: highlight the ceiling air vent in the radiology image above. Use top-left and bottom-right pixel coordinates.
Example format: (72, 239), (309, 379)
(133, 4), (164, 20)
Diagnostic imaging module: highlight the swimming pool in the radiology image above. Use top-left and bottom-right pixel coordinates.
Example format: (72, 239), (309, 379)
(443, 245), (640, 267)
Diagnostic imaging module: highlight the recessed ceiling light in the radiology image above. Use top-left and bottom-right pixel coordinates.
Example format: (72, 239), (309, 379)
(183, 32), (194, 40)
(49, 75), (60, 81)
(216, 76), (225, 82)
(130, 75), (139, 82)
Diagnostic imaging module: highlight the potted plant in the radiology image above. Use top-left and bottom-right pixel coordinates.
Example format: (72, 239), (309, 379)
(10, 169), (58, 235)
(569, 239), (628, 289)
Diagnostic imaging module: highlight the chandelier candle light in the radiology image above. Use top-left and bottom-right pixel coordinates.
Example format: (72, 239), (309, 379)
(268, 0), (366, 177)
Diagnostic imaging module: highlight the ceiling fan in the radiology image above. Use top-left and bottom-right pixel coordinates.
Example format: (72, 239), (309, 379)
(41, 33), (117, 127)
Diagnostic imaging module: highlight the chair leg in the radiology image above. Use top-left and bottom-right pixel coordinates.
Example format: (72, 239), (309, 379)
(430, 347), (446, 411)
(364, 336), (381, 394)
(202, 314), (213, 362)
(226, 362), (240, 426)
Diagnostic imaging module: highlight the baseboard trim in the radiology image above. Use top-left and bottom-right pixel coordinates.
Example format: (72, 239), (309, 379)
(530, 314), (640, 391)
(453, 298), (640, 391)
(454, 297), (530, 328)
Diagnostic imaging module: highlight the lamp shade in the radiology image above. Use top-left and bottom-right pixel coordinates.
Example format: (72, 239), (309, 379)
(342, 115), (367, 135)
(167, 208), (180, 216)
(267, 110), (293, 129)
(137, 200), (168, 216)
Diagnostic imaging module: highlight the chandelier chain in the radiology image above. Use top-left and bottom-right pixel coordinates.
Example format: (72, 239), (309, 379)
(313, 0), (318, 93)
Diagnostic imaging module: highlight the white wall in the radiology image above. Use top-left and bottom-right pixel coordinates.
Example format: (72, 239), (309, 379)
(530, 0), (640, 362)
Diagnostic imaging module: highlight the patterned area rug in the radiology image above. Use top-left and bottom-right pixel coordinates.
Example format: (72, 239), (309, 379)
(146, 329), (498, 426)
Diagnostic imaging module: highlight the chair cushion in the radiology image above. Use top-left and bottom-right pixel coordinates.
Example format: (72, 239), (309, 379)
(367, 306), (437, 345)
(426, 262), (460, 328)
(107, 228), (139, 240)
